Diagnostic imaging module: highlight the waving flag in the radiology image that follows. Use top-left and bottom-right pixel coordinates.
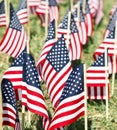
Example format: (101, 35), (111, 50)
(104, 8), (117, 39)
(83, 0), (93, 36)
(49, 0), (59, 23)
(73, 6), (88, 45)
(1, 79), (21, 130)
(87, 50), (110, 99)
(38, 35), (72, 108)
(94, 27), (116, 74)
(58, 12), (82, 60)
(36, 0), (48, 26)
(0, 4), (27, 58)
(49, 64), (85, 130)
(0, 0), (6, 27)
(28, 0), (40, 14)
(16, 0), (28, 24)
(37, 20), (57, 80)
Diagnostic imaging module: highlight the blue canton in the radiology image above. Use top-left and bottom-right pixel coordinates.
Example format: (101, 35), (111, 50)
(46, 35), (69, 72)
(60, 64), (84, 102)
(0, 0), (5, 14)
(9, 3), (22, 31)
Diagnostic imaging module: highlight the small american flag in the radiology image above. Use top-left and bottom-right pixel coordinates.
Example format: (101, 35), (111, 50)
(49, 0), (59, 23)
(58, 12), (82, 61)
(83, 0), (93, 36)
(36, 0), (48, 26)
(49, 64), (85, 130)
(3, 49), (26, 100)
(38, 35), (72, 109)
(22, 52), (49, 119)
(28, 0), (40, 14)
(104, 8), (117, 39)
(0, 3), (27, 58)
(0, 0), (6, 27)
(73, 7), (88, 45)
(87, 50), (110, 99)
(16, 0), (28, 24)
(1, 78), (21, 130)
(37, 19), (57, 80)
(94, 27), (116, 74)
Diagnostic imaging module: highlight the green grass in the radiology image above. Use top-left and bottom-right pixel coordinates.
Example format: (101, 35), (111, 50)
(1, 0), (117, 130)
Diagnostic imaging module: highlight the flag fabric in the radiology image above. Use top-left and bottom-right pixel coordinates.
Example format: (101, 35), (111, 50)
(87, 50), (110, 99)
(0, 0), (6, 27)
(22, 52), (49, 119)
(1, 78), (21, 130)
(37, 35), (72, 109)
(28, 0), (40, 14)
(103, 8), (117, 39)
(3, 49), (26, 100)
(37, 19), (57, 80)
(49, 64), (85, 130)
(56, 0), (66, 3)
(58, 12), (82, 61)
(82, 0), (93, 36)
(94, 27), (116, 74)
(16, 0), (28, 24)
(0, 4), (27, 58)
(109, 1), (117, 17)
(36, 0), (48, 26)
(48, 0), (59, 23)
(73, 6), (88, 45)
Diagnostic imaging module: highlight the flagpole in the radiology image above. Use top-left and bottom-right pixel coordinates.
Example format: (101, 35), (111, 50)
(55, 19), (58, 41)
(66, 11), (71, 49)
(0, 91), (2, 130)
(83, 0), (86, 14)
(22, 105), (25, 130)
(105, 46), (109, 120)
(71, 0), (73, 11)
(84, 64), (88, 130)
(77, 1), (80, 28)
(111, 21), (117, 96)
(4, 0), (9, 27)
(45, 0), (49, 38)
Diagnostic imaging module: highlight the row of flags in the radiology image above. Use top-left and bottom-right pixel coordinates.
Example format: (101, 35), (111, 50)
(0, 0), (112, 130)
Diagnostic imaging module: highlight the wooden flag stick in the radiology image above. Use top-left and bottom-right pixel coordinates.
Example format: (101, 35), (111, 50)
(111, 21), (117, 96)
(0, 91), (2, 130)
(22, 106), (25, 130)
(83, 0), (86, 14)
(66, 11), (71, 49)
(45, 0), (49, 38)
(77, 1), (80, 28)
(71, 0), (73, 11)
(84, 64), (88, 130)
(55, 19), (58, 41)
(105, 46), (109, 120)
(4, 0), (9, 27)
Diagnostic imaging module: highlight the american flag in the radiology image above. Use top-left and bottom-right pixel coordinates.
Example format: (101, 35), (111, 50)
(103, 8), (117, 39)
(38, 35), (72, 109)
(88, 0), (99, 17)
(0, 3), (27, 58)
(94, 27), (116, 74)
(87, 50), (110, 99)
(73, 7), (88, 45)
(22, 52), (49, 119)
(1, 78), (21, 130)
(28, 0), (40, 14)
(36, 0), (48, 26)
(37, 19), (57, 80)
(0, 0), (6, 27)
(58, 12), (82, 61)
(82, 0), (93, 37)
(49, 64), (85, 130)
(3, 49), (26, 100)
(16, 0), (28, 24)
(48, 0), (59, 23)
(56, 0), (66, 3)
(109, 1), (117, 17)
